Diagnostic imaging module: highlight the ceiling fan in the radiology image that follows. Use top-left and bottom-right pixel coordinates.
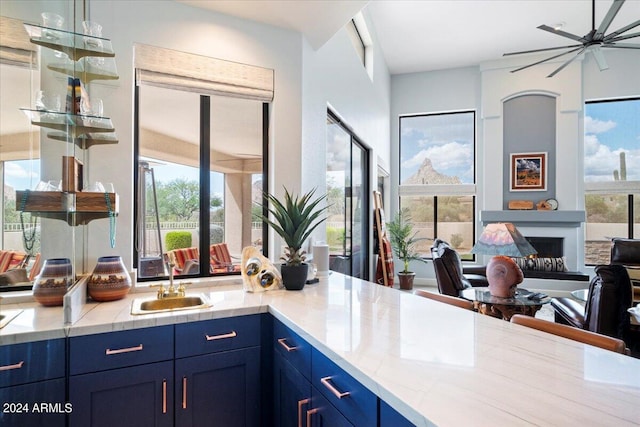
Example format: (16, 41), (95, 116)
(504, 0), (640, 77)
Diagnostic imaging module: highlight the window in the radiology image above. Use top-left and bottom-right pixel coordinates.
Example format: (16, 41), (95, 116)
(346, 19), (365, 67)
(134, 84), (267, 280)
(584, 98), (639, 265)
(399, 111), (476, 257)
(346, 13), (373, 78)
(326, 111), (370, 280)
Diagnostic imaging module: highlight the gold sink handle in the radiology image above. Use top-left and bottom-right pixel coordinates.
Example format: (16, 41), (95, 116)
(177, 282), (191, 298)
(150, 283), (166, 299)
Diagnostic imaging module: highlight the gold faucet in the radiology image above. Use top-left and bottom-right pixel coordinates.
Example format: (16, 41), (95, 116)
(150, 261), (188, 299)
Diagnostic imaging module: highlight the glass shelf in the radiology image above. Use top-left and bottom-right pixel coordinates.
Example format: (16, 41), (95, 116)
(47, 131), (119, 148)
(21, 108), (115, 134)
(47, 57), (119, 83)
(24, 23), (115, 61)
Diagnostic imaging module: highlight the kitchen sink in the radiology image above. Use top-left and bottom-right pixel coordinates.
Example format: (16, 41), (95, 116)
(0, 309), (24, 329)
(130, 294), (212, 315)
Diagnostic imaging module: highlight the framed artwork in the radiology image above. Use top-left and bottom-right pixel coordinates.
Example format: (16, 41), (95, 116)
(510, 152), (547, 191)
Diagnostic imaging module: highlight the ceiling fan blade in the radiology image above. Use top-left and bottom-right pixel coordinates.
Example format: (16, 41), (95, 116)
(510, 47), (583, 73)
(591, 48), (609, 71)
(537, 24), (587, 43)
(547, 47), (587, 78)
(503, 44), (582, 57)
(594, 0), (625, 40)
(602, 42), (640, 49)
(604, 20), (640, 41)
(607, 31), (640, 42)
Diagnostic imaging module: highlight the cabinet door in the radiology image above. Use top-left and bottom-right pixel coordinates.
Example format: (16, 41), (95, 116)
(308, 387), (353, 427)
(69, 360), (173, 427)
(0, 378), (66, 427)
(175, 346), (260, 427)
(380, 400), (415, 427)
(273, 350), (312, 427)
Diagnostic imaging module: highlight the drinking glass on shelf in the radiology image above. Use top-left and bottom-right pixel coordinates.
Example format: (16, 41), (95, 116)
(80, 97), (103, 117)
(35, 91), (61, 112)
(41, 12), (64, 39)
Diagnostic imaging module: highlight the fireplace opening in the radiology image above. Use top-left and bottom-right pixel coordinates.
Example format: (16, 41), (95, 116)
(526, 237), (564, 258)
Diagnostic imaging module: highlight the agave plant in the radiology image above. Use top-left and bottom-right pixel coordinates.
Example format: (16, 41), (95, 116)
(386, 208), (427, 274)
(261, 187), (328, 266)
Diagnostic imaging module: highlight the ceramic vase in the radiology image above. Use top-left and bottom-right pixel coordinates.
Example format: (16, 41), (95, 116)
(87, 256), (131, 302)
(33, 258), (73, 306)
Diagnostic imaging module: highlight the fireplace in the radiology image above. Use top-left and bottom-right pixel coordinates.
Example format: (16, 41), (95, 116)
(526, 237), (563, 258)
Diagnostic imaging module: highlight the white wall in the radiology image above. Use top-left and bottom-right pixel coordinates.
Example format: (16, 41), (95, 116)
(3, 1), (391, 275)
(390, 51), (640, 281)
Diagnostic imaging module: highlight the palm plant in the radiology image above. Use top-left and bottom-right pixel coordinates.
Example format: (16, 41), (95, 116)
(261, 187), (328, 266)
(386, 208), (427, 273)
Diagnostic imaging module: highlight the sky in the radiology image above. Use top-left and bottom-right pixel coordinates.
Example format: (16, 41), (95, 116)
(584, 98), (639, 182)
(400, 112), (475, 183)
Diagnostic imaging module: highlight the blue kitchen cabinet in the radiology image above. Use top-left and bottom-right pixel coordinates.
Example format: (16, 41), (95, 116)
(68, 325), (174, 427)
(174, 314), (262, 427)
(273, 350), (312, 427)
(69, 361), (174, 427)
(0, 338), (66, 427)
(380, 400), (416, 426)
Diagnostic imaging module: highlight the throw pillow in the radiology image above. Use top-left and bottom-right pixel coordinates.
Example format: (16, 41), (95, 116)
(513, 257), (568, 272)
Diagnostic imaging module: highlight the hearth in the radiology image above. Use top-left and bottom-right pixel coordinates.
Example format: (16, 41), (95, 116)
(526, 237), (563, 258)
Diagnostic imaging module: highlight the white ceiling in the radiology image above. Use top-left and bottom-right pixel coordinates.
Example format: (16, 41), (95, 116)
(179, 0), (640, 75)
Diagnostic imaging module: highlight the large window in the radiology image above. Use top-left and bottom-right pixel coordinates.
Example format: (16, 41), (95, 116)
(399, 111), (476, 257)
(584, 98), (639, 265)
(326, 112), (370, 280)
(134, 84), (267, 280)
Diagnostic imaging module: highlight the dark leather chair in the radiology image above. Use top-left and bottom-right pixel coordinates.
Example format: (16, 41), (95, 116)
(431, 239), (488, 296)
(550, 264), (632, 340)
(610, 238), (640, 301)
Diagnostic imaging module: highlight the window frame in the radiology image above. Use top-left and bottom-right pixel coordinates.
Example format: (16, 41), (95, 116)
(398, 110), (477, 259)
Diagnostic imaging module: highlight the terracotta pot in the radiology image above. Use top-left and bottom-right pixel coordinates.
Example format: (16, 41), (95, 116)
(87, 256), (132, 302)
(398, 272), (415, 290)
(33, 258), (73, 306)
(280, 263), (309, 291)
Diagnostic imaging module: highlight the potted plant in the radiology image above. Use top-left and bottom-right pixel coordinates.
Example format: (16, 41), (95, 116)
(261, 187), (328, 290)
(386, 208), (427, 290)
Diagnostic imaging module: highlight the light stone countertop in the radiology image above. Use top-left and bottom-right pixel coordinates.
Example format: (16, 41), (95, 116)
(1, 273), (639, 426)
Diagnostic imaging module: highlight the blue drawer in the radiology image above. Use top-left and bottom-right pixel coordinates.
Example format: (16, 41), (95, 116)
(175, 314), (261, 358)
(70, 325), (173, 375)
(0, 339), (65, 387)
(312, 348), (377, 427)
(273, 318), (311, 380)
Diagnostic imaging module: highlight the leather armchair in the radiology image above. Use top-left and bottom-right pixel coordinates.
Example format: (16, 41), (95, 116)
(431, 239), (488, 296)
(611, 238), (640, 301)
(550, 264), (632, 340)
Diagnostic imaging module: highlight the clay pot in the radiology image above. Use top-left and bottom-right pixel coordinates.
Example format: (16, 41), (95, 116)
(398, 272), (415, 290)
(33, 258), (73, 306)
(87, 256), (132, 302)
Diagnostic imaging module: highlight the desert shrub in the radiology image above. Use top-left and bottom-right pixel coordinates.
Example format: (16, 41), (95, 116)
(450, 233), (463, 249)
(165, 231), (192, 251)
(210, 224), (224, 244)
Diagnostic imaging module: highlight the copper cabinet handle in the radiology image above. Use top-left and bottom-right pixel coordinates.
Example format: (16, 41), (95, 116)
(297, 398), (310, 427)
(205, 331), (237, 341)
(162, 379), (167, 414)
(278, 338), (299, 352)
(105, 344), (143, 355)
(320, 376), (350, 399)
(306, 408), (318, 427)
(0, 361), (24, 371)
(182, 376), (188, 409)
